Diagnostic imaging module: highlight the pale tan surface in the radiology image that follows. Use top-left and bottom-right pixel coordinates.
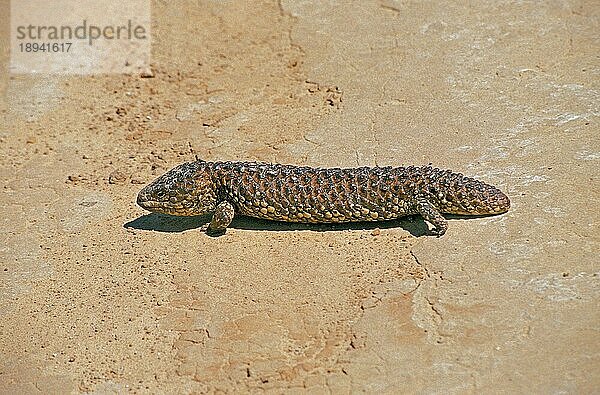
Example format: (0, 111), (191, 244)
(1, 0), (599, 393)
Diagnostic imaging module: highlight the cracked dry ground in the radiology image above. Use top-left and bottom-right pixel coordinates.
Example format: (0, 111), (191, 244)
(3, 0), (599, 393)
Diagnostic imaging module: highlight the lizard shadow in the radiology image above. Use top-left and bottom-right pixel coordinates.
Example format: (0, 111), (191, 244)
(124, 213), (434, 237)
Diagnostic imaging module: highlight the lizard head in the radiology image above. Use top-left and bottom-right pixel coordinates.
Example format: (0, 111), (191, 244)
(424, 168), (511, 216)
(137, 161), (217, 216)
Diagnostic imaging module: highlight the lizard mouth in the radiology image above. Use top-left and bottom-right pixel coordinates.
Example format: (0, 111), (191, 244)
(138, 200), (165, 210)
(137, 199), (190, 216)
(137, 190), (205, 216)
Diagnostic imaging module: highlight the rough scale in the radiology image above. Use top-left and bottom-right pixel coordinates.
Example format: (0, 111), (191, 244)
(137, 160), (510, 236)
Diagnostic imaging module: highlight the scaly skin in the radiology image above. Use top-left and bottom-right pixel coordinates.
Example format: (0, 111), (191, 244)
(137, 160), (510, 236)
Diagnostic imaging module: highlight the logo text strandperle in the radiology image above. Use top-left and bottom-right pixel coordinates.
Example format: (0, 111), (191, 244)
(15, 19), (148, 45)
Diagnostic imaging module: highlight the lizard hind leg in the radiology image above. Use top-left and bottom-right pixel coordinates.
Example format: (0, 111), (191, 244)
(416, 199), (448, 237)
(207, 201), (235, 233)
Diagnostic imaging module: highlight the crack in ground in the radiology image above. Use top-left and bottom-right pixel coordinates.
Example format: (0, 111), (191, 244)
(410, 250), (432, 283)
(410, 247), (447, 346)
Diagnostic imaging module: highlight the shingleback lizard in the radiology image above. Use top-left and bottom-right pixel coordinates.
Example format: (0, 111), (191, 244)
(137, 160), (510, 236)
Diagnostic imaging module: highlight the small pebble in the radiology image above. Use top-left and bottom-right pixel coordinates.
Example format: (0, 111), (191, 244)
(130, 177), (146, 185)
(371, 228), (381, 236)
(140, 69), (155, 78)
(108, 170), (128, 184)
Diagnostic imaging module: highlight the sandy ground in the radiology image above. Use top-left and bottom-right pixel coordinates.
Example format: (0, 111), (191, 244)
(1, 0), (599, 393)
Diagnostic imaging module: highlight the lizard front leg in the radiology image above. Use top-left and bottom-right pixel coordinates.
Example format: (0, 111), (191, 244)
(207, 201), (235, 233)
(416, 199), (448, 236)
